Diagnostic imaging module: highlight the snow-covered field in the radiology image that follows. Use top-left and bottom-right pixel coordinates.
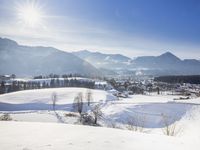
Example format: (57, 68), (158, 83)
(0, 87), (200, 150)
(0, 87), (116, 104)
(1, 121), (198, 150)
(0, 88), (116, 110)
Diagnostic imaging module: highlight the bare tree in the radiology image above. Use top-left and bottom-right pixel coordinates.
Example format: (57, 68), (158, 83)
(91, 103), (102, 125)
(73, 92), (83, 115)
(51, 92), (57, 111)
(85, 89), (93, 106)
(157, 87), (160, 95)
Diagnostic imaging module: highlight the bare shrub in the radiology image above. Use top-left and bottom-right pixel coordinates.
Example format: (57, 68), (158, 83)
(51, 92), (57, 111)
(161, 114), (180, 136)
(91, 103), (103, 125)
(0, 113), (12, 121)
(80, 113), (96, 125)
(127, 115), (146, 132)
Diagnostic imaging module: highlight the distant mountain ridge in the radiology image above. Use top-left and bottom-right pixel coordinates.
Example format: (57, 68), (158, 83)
(74, 50), (200, 75)
(73, 50), (131, 70)
(133, 52), (181, 68)
(0, 38), (100, 77)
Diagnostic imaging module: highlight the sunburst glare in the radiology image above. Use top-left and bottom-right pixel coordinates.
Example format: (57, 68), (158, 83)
(16, 0), (44, 28)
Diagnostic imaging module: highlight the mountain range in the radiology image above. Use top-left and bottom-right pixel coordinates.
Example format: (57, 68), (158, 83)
(74, 50), (200, 75)
(0, 37), (200, 76)
(0, 38), (100, 77)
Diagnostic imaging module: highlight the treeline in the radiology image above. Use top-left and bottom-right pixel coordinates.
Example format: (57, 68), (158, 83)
(0, 78), (95, 94)
(33, 73), (90, 79)
(154, 75), (200, 84)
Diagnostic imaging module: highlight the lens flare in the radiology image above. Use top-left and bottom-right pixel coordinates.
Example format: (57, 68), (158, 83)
(16, 1), (44, 27)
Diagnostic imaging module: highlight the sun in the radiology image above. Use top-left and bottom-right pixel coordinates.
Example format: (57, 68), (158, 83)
(20, 5), (41, 26)
(16, 1), (44, 27)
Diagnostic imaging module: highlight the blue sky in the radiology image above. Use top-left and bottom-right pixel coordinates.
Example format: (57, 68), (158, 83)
(0, 0), (200, 58)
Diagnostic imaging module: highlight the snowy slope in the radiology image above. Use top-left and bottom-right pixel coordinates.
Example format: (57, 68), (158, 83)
(0, 121), (196, 150)
(0, 88), (200, 149)
(0, 87), (115, 104)
(0, 88), (199, 129)
(101, 95), (200, 129)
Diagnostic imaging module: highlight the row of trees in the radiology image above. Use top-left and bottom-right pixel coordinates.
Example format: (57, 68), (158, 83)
(49, 78), (95, 88)
(34, 73), (91, 79)
(154, 75), (200, 84)
(0, 79), (95, 94)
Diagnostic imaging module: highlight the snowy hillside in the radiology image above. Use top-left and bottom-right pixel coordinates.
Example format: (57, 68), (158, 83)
(0, 87), (116, 110)
(1, 121), (198, 150)
(0, 87), (200, 150)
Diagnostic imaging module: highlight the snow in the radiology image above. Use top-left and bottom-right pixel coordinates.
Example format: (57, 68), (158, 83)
(0, 87), (116, 105)
(0, 87), (200, 150)
(102, 100), (194, 128)
(12, 77), (95, 82)
(0, 121), (195, 150)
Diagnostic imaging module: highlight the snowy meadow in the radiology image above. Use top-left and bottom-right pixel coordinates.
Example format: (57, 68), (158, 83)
(0, 87), (200, 150)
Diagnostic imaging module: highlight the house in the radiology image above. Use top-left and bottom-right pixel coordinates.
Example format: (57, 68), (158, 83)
(0, 75), (12, 82)
(0, 75), (13, 94)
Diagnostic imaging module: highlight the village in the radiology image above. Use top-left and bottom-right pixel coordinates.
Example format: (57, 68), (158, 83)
(1, 74), (200, 100)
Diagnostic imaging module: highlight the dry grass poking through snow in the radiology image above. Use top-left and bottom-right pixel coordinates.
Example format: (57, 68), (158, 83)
(161, 114), (182, 136)
(126, 115), (146, 132)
